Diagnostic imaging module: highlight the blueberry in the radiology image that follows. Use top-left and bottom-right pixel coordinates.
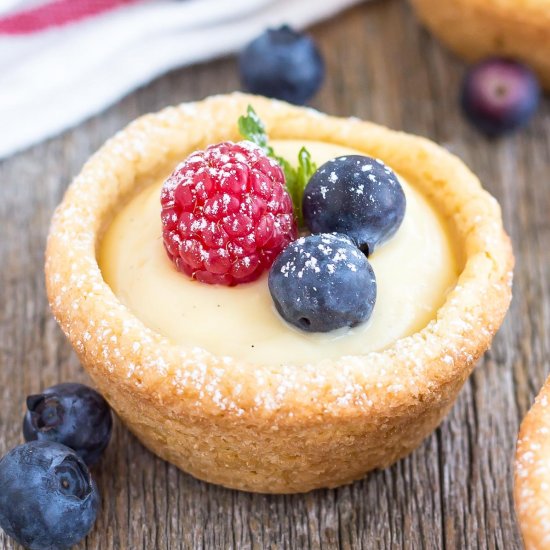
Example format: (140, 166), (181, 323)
(302, 155), (406, 255)
(461, 58), (540, 136)
(268, 233), (376, 332)
(23, 383), (112, 467)
(239, 25), (324, 104)
(0, 441), (100, 549)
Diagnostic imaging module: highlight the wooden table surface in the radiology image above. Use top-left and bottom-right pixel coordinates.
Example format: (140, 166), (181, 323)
(1, 0), (549, 548)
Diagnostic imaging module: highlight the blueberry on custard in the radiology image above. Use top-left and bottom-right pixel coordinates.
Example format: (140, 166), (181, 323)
(268, 233), (376, 332)
(302, 155), (406, 255)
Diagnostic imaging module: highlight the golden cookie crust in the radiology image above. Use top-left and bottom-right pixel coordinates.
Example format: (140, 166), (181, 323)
(410, 0), (550, 90)
(45, 93), (513, 493)
(515, 377), (550, 549)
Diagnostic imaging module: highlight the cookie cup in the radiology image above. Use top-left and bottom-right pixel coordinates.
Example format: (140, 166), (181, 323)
(410, 0), (550, 90)
(515, 376), (550, 549)
(45, 93), (513, 493)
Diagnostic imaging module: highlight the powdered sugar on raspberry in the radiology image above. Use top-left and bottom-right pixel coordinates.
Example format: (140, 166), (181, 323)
(160, 140), (297, 286)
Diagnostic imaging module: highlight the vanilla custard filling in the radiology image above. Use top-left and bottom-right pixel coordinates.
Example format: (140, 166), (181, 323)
(99, 140), (459, 365)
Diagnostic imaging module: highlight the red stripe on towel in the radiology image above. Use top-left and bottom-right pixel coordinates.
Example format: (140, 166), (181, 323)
(0, 0), (139, 35)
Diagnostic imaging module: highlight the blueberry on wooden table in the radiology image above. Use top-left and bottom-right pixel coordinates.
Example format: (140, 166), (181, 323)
(0, 441), (99, 550)
(239, 25), (325, 104)
(461, 58), (540, 136)
(23, 382), (112, 467)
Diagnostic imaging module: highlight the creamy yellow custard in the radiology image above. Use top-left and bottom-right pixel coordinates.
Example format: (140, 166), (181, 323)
(99, 140), (459, 365)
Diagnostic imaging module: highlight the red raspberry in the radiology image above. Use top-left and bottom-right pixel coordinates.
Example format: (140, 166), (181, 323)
(160, 141), (297, 286)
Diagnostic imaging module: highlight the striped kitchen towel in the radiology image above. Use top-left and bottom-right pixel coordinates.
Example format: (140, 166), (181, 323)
(0, 0), (366, 159)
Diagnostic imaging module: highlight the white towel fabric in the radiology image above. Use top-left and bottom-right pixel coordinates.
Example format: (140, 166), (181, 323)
(0, 0), (366, 159)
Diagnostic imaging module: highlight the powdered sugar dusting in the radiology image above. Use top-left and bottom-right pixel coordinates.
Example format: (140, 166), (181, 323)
(278, 234), (364, 281)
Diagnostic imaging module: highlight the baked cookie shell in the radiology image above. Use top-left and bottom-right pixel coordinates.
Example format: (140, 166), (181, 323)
(410, 0), (550, 90)
(45, 93), (513, 493)
(515, 377), (550, 549)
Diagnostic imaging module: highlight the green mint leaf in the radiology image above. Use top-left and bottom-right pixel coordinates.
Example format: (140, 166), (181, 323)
(276, 155), (297, 188)
(294, 147), (317, 225)
(237, 105), (269, 150)
(238, 105), (316, 226)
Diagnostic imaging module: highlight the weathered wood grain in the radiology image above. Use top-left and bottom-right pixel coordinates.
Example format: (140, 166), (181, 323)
(1, 0), (549, 547)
